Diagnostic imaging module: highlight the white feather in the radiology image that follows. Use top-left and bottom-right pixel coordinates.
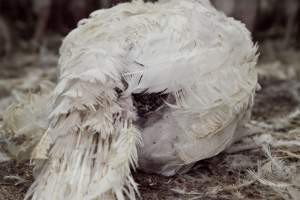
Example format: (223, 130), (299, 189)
(1, 0), (258, 199)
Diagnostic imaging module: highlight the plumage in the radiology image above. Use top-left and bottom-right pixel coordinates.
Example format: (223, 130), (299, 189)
(1, 0), (258, 199)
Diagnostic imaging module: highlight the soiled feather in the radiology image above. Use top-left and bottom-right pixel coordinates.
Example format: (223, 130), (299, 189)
(1, 81), (54, 160)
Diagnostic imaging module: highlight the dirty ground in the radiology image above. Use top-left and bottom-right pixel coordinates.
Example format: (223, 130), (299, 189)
(0, 40), (300, 199)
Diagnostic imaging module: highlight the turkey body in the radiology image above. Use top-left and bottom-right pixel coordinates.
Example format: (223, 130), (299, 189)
(63, 0), (257, 176)
(3, 0), (258, 199)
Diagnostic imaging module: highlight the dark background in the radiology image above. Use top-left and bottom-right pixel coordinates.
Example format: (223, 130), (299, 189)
(0, 0), (299, 57)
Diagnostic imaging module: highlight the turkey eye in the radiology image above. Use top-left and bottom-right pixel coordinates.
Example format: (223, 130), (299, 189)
(132, 93), (168, 117)
(131, 92), (169, 128)
(114, 87), (123, 98)
(132, 92), (169, 118)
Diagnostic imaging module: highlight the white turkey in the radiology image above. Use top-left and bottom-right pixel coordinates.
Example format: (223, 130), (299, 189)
(0, 0), (258, 199)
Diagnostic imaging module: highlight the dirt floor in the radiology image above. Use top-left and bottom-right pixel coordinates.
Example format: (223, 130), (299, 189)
(0, 42), (300, 200)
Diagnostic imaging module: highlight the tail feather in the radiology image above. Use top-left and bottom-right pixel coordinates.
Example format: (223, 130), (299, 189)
(25, 77), (141, 200)
(26, 117), (141, 200)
